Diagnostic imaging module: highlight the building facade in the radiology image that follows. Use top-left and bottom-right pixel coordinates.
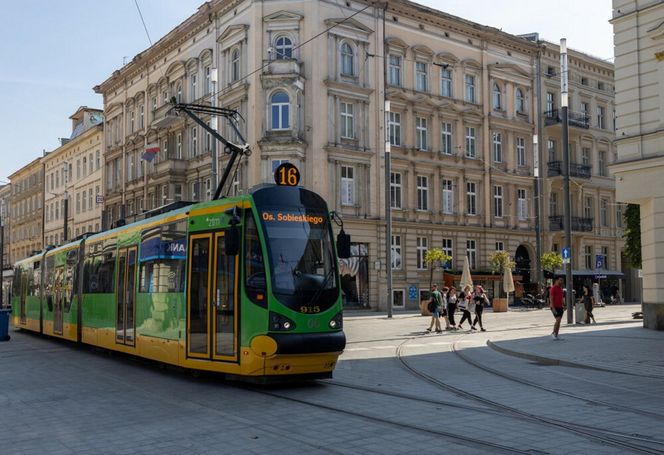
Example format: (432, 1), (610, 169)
(94, 0), (623, 310)
(8, 158), (44, 263)
(42, 107), (104, 247)
(537, 40), (625, 295)
(611, 0), (664, 329)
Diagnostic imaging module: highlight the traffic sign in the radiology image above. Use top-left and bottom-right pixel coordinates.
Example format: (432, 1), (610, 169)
(96, 195), (104, 204)
(562, 247), (571, 264)
(595, 255), (604, 270)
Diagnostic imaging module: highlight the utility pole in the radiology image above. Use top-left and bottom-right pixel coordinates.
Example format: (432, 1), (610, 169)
(560, 38), (574, 323)
(534, 42), (544, 286)
(211, 67), (219, 193)
(382, 5), (392, 318)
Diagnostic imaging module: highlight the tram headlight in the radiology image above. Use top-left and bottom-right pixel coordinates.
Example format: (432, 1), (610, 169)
(329, 311), (343, 330)
(269, 312), (296, 331)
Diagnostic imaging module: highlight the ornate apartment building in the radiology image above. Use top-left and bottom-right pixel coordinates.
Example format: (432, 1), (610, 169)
(537, 41), (624, 291)
(8, 158), (44, 263)
(42, 107), (104, 247)
(611, 0), (664, 329)
(94, 0), (624, 310)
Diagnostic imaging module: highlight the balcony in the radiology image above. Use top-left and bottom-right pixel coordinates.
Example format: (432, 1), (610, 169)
(547, 161), (591, 179)
(151, 104), (182, 130)
(262, 59), (301, 76)
(544, 109), (590, 129)
(549, 216), (593, 232)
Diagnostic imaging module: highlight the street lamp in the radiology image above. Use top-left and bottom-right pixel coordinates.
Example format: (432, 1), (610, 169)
(560, 38), (574, 323)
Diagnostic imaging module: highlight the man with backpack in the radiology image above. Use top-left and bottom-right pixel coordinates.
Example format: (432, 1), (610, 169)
(426, 284), (444, 333)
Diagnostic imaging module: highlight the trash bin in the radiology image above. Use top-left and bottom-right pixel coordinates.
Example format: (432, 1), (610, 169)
(0, 308), (10, 341)
(574, 302), (586, 324)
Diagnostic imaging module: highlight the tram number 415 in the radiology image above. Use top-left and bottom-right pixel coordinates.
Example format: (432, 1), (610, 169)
(274, 162), (300, 187)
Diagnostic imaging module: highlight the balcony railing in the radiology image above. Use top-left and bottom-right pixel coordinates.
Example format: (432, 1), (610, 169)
(547, 161), (592, 179)
(544, 109), (590, 129)
(549, 216), (593, 232)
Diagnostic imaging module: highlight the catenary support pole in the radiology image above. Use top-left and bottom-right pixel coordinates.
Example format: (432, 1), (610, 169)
(560, 38), (574, 324)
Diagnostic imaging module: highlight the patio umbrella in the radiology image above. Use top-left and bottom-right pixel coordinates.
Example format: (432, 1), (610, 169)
(460, 256), (473, 291)
(503, 266), (515, 297)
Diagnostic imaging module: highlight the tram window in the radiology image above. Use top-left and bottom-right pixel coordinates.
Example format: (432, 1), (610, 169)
(44, 256), (55, 311)
(12, 268), (21, 296)
(244, 214), (266, 306)
(138, 221), (187, 293)
(31, 267), (41, 297)
(84, 240), (116, 293)
(64, 249), (78, 311)
(83, 242), (102, 293)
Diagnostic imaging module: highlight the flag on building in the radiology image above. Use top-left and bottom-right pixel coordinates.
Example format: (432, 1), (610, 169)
(142, 144), (160, 161)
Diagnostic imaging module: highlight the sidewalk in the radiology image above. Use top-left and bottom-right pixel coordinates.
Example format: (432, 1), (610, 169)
(483, 304), (664, 380)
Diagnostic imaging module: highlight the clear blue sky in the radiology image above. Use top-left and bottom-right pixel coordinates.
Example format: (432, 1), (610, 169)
(0, 0), (613, 182)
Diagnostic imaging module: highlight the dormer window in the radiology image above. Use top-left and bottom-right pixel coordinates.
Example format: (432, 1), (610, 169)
(341, 42), (354, 76)
(275, 36), (293, 60)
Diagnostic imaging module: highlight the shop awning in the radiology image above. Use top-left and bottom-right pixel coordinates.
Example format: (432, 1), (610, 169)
(554, 269), (624, 278)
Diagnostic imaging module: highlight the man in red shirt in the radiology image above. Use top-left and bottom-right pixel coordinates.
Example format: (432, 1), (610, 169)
(549, 277), (565, 340)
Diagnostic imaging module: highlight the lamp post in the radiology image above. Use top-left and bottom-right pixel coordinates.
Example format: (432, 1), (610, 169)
(560, 38), (574, 323)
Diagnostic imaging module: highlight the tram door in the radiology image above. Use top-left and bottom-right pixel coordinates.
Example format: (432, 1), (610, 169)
(116, 247), (137, 346)
(187, 232), (238, 361)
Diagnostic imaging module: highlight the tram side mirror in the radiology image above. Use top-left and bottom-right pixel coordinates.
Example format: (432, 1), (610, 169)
(225, 226), (240, 256)
(337, 229), (351, 259)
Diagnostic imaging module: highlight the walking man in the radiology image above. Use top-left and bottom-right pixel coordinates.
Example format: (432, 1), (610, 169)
(426, 284), (444, 333)
(550, 277), (565, 340)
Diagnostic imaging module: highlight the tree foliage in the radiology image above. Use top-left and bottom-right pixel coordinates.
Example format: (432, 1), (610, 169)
(424, 248), (453, 289)
(540, 252), (563, 272)
(623, 203), (642, 268)
(488, 251), (515, 274)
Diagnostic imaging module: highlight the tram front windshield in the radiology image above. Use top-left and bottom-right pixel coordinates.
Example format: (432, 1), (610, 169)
(259, 207), (339, 310)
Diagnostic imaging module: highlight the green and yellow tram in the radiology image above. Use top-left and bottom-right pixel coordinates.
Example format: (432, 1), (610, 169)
(11, 184), (346, 381)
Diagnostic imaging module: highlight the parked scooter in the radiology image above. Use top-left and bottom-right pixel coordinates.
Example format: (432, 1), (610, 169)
(520, 293), (546, 309)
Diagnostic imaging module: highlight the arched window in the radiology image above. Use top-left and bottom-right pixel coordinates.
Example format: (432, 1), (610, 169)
(516, 88), (525, 113)
(231, 48), (240, 82)
(341, 42), (354, 76)
(275, 36), (293, 60)
(492, 83), (502, 110)
(271, 91), (290, 130)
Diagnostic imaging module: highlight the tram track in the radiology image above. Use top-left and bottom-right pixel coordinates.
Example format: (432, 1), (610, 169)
(396, 336), (664, 455)
(451, 338), (664, 421)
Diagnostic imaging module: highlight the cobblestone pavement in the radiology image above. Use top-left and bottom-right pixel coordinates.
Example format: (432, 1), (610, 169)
(1, 303), (662, 454)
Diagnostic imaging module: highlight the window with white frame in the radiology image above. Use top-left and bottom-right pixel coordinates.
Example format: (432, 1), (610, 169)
(417, 236), (428, 269)
(492, 132), (502, 163)
(492, 83), (502, 110)
(174, 184), (182, 202)
(389, 112), (401, 146)
(205, 179), (212, 200)
(392, 289), (405, 308)
(388, 54), (401, 86)
(616, 203), (624, 228)
(275, 35), (293, 59)
(517, 189), (527, 220)
(442, 238), (453, 268)
(466, 181), (477, 215)
(190, 74), (197, 101)
(441, 122), (453, 155)
(415, 61), (428, 91)
(442, 179), (454, 214)
(581, 101), (589, 120)
(548, 139), (557, 162)
(601, 246), (609, 269)
(465, 127), (476, 158)
(598, 150), (607, 176)
(341, 165), (355, 206)
(341, 42), (354, 76)
(466, 239), (477, 269)
(271, 91), (290, 130)
(390, 172), (402, 209)
(494, 185), (503, 218)
(161, 185), (168, 203)
(190, 127), (198, 157)
(271, 159), (289, 174)
(546, 92), (555, 113)
(231, 48), (240, 82)
(340, 102), (354, 139)
(600, 198), (609, 227)
(139, 104), (144, 129)
(464, 74), (476, 103)
(441, 69), (452, 97)
(516, 88), (525, 113)
(597, 105), (605, 129)
(584, 245), (593, 269)
(512, 137), (525, 166)
(391, 235), (402, 269)
(584, 196), (593, 219)
(191, 181), (199, 201)
(176, 83), (182, 103)
(204, 66), (211, 95)
(495, 241), (504, 252)
(176, 133), (182, 159)
(416, 175), (428, 211)
(130, 110), (135, 133)
(205, 124), (212, 152)
(416, 117), (428, 150)
(549, 192), (558, 216)
(582, 148), (590, 167)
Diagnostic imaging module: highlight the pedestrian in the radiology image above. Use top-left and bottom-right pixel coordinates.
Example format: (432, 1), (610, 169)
(457, 285), (473, 330)
(580, 285), (596, 324)
(440, 287), (453, 330)
(426, 284), (443, 333)
(447, 286), (458, 330)
(471, 285), (488, 332)
(549, 277), (565, 340)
